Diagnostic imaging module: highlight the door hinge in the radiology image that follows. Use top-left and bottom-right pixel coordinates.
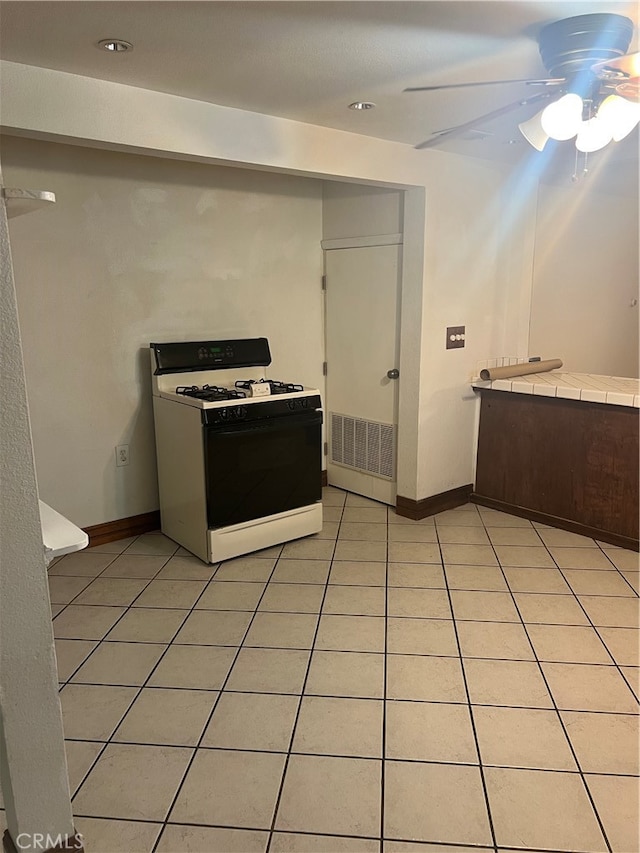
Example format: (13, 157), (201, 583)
(321, 274), (327, 291)
(322, 361), (327, 376)
(324, 441), (328, 456)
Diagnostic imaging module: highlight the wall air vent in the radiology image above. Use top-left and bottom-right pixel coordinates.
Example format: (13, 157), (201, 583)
(330, 413), (395, 480)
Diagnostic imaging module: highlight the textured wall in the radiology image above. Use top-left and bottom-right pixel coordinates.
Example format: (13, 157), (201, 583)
(0, 166), (74, 850)
(3, 137), (324, 527)
(0, 61), (545, 505)
(530, 182), (639, 377)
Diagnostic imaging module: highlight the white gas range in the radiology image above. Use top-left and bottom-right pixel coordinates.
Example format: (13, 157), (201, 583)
(150, 338), (323, 563)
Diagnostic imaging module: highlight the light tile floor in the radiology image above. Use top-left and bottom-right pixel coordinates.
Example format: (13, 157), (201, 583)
(6, 489), (640, 853)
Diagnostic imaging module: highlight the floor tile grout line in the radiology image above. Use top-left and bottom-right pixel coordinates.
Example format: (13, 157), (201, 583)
(55, 635), (633, 674)
(534, 536), (640, 700)
(54, 544), (182, 684)
(479, 514), (615, 853)
(67, 556), (216, 807)
(57, 557), (194, 682)
(573, 616), (639, 704)
(65, 806), (608, 853)
(69, 542), (280, 816)
(63, 735), (640, 775)
(57, 633), (634, 689)
(55, 630), (629, 651)
(50, 539), (182, 625)
(55, 503), (633, 849)
(557, 564), (639, 600)
(591, 539), (630, 572)
(57, 685), (640, 715)
(379, 502), (390, 852)
(265, 492), (347, 853)
(70, 812), (486, 850)
(434, 517), (499, 852)
(50, 583), (639, 613)
(51, 603), (632, 620)
(149, 542), (289, 853)
(47, 548), (125, 621)
(593, 537), (640, 588)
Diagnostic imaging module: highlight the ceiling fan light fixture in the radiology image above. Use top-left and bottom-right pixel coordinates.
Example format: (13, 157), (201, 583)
(596, 94), (640, 141)
(540, 93), (583, 140)
(518, 111), (550, 151)
(576, 116), (614, 152)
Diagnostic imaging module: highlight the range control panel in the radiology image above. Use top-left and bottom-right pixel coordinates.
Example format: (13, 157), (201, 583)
(152, 338), (271, 374)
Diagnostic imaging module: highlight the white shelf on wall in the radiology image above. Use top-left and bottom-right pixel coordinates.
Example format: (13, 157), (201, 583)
(39, 500), (88, 565)
(2, 187), (56, 218)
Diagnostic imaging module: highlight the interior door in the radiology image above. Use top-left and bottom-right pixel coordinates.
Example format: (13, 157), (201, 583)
(324, 243), (401, 504)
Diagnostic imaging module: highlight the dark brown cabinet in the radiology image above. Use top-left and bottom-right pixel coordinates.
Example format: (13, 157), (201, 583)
(473, 389), (639, 550)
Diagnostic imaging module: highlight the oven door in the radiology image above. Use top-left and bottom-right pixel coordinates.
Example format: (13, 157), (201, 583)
(204, 410), (323, 528)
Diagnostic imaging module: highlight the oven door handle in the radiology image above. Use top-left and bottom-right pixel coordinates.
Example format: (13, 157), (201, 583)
(205, 410), (323, 434)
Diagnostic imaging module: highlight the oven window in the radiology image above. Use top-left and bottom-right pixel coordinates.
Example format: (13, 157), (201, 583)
(205, 413), (322, 527)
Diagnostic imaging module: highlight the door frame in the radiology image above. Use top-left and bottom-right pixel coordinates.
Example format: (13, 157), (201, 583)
(321, 236), (403, 504)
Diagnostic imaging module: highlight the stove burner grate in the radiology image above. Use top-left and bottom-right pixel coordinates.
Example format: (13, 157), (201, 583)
(235, 379), (304, 395)
(176, 384), (247, 401)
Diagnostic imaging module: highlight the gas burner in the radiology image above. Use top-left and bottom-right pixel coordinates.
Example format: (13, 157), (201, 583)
(176, 384), (247, 401)
(235, 379), (269, 391)
(270, 381), (304, 395)
(235, 379), (304, 395)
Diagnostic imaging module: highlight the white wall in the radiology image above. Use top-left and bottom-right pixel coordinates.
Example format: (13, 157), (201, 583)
(417, 156), (539, 495)
(3, 136), (324, 527)
(0, 61), (541, 507)
(530, 182), (639, 377)
(322, 182), (402, 239)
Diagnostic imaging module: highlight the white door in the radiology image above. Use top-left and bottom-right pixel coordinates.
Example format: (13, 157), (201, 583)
(324, 243), (401, 504)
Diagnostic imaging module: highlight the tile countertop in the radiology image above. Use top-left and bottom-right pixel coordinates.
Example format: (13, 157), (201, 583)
(471, 371), (640, 408)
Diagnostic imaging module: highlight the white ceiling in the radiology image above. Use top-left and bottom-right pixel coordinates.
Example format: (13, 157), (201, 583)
(1, 1), (638, 191)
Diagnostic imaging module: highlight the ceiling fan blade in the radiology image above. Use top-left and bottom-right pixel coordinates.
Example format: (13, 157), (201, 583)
(594, 52), (640, 101)
(614, 80), (640, 101)
(404, 78), (565, 92)
(414, 91), (553, 150)
(592, 51), (640, 79)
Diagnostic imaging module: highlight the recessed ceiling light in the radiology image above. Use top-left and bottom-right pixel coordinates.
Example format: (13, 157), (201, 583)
(348, 102), (376, 111)
(96, 39), (133, 52)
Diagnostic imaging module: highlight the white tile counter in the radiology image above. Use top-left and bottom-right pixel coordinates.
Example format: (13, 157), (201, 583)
(472, 371), (640, 408)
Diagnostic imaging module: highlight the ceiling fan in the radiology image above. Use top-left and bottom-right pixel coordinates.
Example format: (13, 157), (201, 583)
(407, 13), (640, 153)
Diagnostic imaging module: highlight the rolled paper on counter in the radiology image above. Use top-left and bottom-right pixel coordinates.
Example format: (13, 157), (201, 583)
(479, 358), (563, 381)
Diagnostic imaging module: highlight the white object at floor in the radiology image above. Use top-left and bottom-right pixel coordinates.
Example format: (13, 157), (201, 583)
(39, 500), (88, 565)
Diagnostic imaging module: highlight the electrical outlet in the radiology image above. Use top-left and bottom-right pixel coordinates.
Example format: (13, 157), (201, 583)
(116, 444), (129, 467)
(446, 325), (466, 349)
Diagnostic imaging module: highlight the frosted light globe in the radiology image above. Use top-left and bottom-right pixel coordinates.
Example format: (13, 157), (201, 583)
(540, 94), (583, 141)
(597, 95), (640, 141)
(576, 117), (614, 152)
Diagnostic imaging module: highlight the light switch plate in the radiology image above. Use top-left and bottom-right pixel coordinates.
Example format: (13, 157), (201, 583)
(446, 325), (466, 349)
